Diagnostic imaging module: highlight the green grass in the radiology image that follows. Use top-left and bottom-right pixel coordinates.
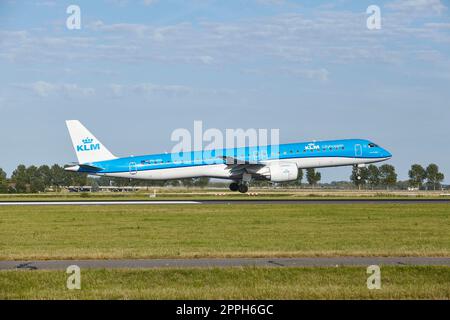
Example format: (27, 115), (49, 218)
(0, 190), (447, 201)
(0, 204), (449, 260)
(1, 266), (449, 299)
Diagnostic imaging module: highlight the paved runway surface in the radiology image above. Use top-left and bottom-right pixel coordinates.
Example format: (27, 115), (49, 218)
(0, 200), (200, 206)
(1, 199), (450, 206)
(1, 257), (449, 270)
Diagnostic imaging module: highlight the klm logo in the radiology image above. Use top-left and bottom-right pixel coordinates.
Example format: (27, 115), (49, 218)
(77, 137), (100, 152)
(305, 143), (320, 151)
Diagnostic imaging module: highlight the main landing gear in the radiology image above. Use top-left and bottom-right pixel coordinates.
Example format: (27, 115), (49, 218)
(229, 182), (239, 192)
(229, 182), (249, 193)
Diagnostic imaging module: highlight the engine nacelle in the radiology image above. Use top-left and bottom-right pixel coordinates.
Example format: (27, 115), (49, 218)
(257, 162), (299, 182)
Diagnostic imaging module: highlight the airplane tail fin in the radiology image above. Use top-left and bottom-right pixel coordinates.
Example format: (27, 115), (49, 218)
(65, 120), (116, 164)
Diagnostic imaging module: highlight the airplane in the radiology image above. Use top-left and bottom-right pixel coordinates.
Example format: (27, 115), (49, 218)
(65, 120), (392, 193)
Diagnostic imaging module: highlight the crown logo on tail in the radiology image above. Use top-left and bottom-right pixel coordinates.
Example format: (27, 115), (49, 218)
(82, 137), (93, 144)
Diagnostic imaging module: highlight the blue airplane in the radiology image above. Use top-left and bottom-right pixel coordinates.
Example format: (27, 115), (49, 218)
(65, 120), (392, 193)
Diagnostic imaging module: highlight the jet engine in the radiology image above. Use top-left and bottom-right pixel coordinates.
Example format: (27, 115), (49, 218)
(256, 162), (299, 182)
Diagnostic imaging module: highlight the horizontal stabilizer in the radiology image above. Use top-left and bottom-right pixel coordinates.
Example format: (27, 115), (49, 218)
(65, 164), (104, 172)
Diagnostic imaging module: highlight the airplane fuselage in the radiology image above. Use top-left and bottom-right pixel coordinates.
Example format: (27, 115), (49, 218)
(67, 138), (392, 182)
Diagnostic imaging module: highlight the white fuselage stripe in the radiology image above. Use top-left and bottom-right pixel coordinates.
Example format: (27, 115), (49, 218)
(99, 157), (389, 180)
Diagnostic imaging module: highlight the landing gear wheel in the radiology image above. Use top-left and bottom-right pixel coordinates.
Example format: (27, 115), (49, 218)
(238, 184), (249, 193)
(354, 165), (362, 180)
(229, 182), (239, 192)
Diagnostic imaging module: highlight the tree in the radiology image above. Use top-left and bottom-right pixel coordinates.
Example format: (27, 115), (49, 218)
(167, 180), (181, 187)
(69, 171), (88, 187)
(87, 177), (100, 192)
(379, 164), (397, 190)
(425, 164), (444, 191)
(0, 168), (8, 193)
(193, 177), (210, 188)
(38, 165), (52, 189)
(11, 164), (29, 193)
(51, 164), (67, 190)
(181, 178), (194, 188)
(408, 164), (426, 189)
(367, 165), (380, 189)
(26, 165), (45, 193)
(350, 166), (369, 189)
(306, 168), (321, 187)
(296, 169), (303, 186)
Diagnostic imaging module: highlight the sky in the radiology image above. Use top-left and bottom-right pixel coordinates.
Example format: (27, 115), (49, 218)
(0, 0), (449, 182)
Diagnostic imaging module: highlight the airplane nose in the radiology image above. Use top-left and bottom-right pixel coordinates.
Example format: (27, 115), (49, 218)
(384, 149), (392, 158)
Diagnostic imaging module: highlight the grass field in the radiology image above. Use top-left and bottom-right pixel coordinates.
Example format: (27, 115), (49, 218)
(0, 203), (449, 260)
(1, 266), (449, 299)
(0, 189), (448, 201)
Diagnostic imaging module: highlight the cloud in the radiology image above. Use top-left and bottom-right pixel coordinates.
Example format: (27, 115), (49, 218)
(105, 0), (130, 6)
(29, 81), (55, 97)
(425, 22), (450, 29)
(60, 84), (95, 98)
(414, 49), (446, 63)
(15, 81), (95, 98)
(109, 84), (124, 97)
(106, 83), (193, 98)
(386, 0), (447, 15)
(255, 0), (285, 5)
(35, 0), (57, 6)
(132, 83), (192, 96)
(2, 7), (450, 70)
(142, 0), (158, 6)
(105, 0), (158, 6)
(198, 55), (214, 65)
(106, 83), (237, 98)
(283, 67), (330, 81)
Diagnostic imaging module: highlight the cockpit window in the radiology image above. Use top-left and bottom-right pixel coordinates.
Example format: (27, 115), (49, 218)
(368, 143), (379, 148)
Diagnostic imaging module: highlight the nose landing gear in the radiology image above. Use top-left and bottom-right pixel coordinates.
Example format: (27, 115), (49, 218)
(354, 164), (366, 181)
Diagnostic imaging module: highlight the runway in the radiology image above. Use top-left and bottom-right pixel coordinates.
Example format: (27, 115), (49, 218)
(1, 257), (449, 270)
(0, 200), (200, 206)
(1, 199), (450, 206)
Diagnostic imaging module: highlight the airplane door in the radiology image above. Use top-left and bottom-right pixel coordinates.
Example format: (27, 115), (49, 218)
(354, 144), (362, 157)
(129, 162), (137, 175)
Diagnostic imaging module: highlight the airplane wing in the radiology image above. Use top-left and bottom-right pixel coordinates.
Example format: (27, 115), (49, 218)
(217, 156), (265, 178)
(218, 156), (260, 165)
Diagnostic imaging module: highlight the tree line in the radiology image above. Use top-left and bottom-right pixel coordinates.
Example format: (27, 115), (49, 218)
(0, 164), (88, 193)
(0, 164), (210, 193)
(349, 163), (445, 190)
(0, 163), (445, 193)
